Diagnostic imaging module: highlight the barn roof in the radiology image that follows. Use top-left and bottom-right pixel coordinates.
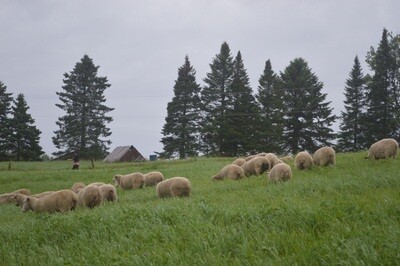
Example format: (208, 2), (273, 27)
(103, 145), (146, 162)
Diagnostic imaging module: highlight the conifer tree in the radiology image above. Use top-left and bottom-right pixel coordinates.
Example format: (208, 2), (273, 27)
(200, 42), (235, 156)
(160, 55), (202, 159)
(224, 51), (261, 156)
(0, 81), (13, 160)
(9, 94), (44, 161)
(256, 60), (284, 153)
(338, 56), (368, 151)
(53, 55), (114, 159)
(280, 58), (336, 154)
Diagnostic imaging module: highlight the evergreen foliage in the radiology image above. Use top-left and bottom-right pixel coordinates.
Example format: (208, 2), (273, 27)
(160, 56), (202, 159)
(256, 60), (284, 153)
(338, 56), (368, 151)
(0, 81), (13, 160)
(52, 55), (114, 160)
(280, 58), (336, 154)
(9, 94), (44, 161)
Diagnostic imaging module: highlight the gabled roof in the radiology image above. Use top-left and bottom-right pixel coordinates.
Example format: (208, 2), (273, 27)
(103, 145), (146, 162)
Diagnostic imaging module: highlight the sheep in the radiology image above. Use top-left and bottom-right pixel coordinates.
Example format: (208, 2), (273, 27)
(232, 158), (246, 166)
(241, 156), (270, 177)
(21, 189), (78, 213)
(279, 155), (294, 162)
(0, 188), (31, 204)
(156, 177), (191, 198)
(268, 163), (292, 182)
(112, 172), (145, 189)
(294, 151), (314, 170)
(13, 190), (56, 207)
(212, 164), (245, 180)
(366, 138), (399, 160)
(313, 147), (336, 166)
(99, 184), (118, 202)
(244, 155), (257, 161)
(144, 171), (164, 186)
(77, 185), (103, 208)
(71, 182), (86, 193)
(265, 153), (280, 170)
(88, 182), (106, 186)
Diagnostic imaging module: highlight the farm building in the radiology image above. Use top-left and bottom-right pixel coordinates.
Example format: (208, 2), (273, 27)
(103, 145), (146, 162)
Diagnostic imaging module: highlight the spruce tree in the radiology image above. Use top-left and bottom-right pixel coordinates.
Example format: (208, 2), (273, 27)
(365, 28), (398, 143)
(256, 60), (284, 153)
(9, 94), (44, 161)
(280, 58), (336, 154)
(160, 55), (202, 159)
(53, 55), (114, 159)
(224, 51), (261, 156)
(338, 56), (368, 151)
(0, 81), (13, 160)
(200, 42), (235, 156)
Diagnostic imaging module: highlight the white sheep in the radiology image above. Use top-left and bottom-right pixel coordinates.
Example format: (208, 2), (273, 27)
(144, 171), (164, 186)
(212, 164), (245, 180)
(112, 172), (145, 189)
(14, 190), (56, 207)
(268, 163), (292, 182)
(71, 182), (86, 194)
(99, 184), (118, 202)
(294, 151), (314, 170)
(232, 158), (246, 166)
(366, 138), (399, 160)
(21, 189), (78, 213)
(0, 188), (31, 204)
(313, 147), (336, 166)
(241, 156), (270, 177)
(265, 153), (280, 170)
(77, 185), (103, 208)
(156, 177), (191, 198)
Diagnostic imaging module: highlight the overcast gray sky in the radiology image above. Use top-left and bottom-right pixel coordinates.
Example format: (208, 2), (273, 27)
(1, 0), (399, 158)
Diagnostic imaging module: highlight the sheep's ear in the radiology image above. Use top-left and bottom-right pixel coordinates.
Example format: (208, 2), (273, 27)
(10, 195), (16, 200)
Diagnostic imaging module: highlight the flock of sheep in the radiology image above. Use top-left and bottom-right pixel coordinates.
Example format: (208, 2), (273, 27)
(0, 138), (398, 214)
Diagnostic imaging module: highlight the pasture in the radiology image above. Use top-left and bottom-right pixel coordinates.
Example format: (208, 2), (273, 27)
(0, 152), (399, 265)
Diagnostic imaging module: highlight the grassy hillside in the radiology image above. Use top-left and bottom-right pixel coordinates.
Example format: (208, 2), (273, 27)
(0, 153), (399, 265)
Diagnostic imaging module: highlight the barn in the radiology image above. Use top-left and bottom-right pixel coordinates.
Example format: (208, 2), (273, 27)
(103, 145), (146, 162)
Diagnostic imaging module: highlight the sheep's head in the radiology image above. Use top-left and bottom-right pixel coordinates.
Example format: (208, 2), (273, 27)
(21, 197), (32, 212)
(113, 175), (122, 187)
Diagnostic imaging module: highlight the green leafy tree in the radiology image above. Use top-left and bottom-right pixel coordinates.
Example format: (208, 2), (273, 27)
(53, 55), (114, 159)
(280, 58), (336, 154)
(9, 94), (44, 161)
(200, 42), (235, 156)
(160, 55), (202, 159)
(0, 81), (13, 160)
(224, 51), (261, 156)
(365, 28), (399, 143)
(338, 56), (368, 151)
(256, 60), (284, 153)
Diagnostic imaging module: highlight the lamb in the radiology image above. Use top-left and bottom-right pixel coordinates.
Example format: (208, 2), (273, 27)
(232, 158), (246, 166)
(156, 177), (191, 198)
(112, 172), (145, 189)
(21, 189), (78, 213)
(99, 184), (118, 202)
(77, 185), (103, 208)
(294, 151), (314, 170)
(265, 153), (280, 170)
(212, 164), (245, 180)
(144, 171), (164, 186)
(366, 138), (398, 160)
(241, 156), (270, 177)
(313, 147), (336, 166)
(0, 188), (31, 204)
(71, 182), (86, 193)
(268, 163), (292, 182)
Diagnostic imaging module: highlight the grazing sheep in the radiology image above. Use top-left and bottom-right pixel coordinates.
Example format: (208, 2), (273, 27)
(313, 147), (336, 166)
(112, 172), (145, 189)
(256, 152), (268, 157)
(241, 156), (270, 177)
(0, 188), (31, 204)
(232, 158), (246, 166)
(366, 138), (399, 160)
(88, 182), (106, 187)
(13, 191), (56, 207)
(279, 155), (294, 161)
(265, 153), (280, 170)
(244, 155), (257, 161)
(71, 182), (86, 194)
(268, 163), (292, 182)
(144, 171), (164, 186)
(212, 164), (245, 180)
(99, 184), (118, 202)
(294, 151), (314, 170)
(156, 177), (191, 198)
(21, 189), (78, 213)
(77, 185), (102, 208)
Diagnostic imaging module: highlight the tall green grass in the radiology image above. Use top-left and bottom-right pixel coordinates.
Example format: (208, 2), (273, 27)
(0, 153), (399, 265)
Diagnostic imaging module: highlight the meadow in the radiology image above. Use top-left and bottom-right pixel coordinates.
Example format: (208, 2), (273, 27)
(0, 152), (399, 265)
